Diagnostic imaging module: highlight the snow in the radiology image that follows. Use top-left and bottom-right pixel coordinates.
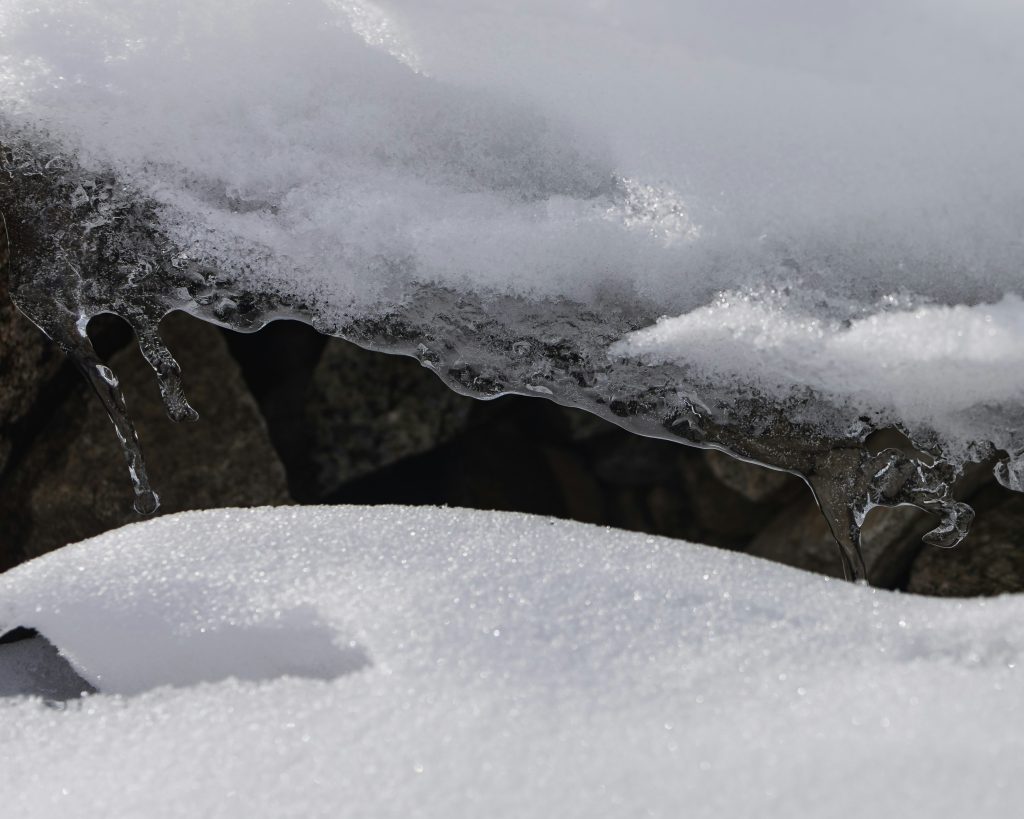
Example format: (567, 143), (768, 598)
(3, 0), (1024, 474)
(1, 505), (1022, 817)
(612, 292), (1024, 452)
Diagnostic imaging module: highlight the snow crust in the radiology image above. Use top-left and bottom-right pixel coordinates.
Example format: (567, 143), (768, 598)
(1, 505), (1023, 817)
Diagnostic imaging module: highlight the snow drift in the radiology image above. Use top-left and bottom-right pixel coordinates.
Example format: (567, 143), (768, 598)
(1, 506), (1023, 817)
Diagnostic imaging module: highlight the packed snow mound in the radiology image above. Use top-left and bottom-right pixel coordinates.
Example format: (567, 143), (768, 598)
(0, 506), (1022, 818)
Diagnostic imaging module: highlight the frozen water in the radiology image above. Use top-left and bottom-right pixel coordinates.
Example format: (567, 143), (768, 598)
(3, 0), (1024, 575)
(1, 506), (1023, 817)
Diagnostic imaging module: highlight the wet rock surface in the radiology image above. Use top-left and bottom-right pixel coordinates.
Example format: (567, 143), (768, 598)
(703, 449), (795, 504)
(0, 305), (1021, 593)
(748, 497), (932, 585)
(0, 138), (987, 583)
(0, 285), (1020, 593)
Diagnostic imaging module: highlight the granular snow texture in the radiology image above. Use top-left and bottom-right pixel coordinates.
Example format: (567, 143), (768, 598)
(0, 506), (1021, 818)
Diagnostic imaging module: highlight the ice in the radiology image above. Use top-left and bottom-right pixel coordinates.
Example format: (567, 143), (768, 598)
(1, 506), (1023, 817)
(3, 1), (1024, 575)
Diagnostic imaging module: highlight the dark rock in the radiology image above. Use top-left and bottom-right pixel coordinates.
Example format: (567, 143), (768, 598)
(220, 320), (328, 498)
(703, 449), (796, 503)
(907, 490), (1024, 597)
(747, 495), (932, 585)
(1, 312), (289, 563)
(678, 449), (798, 547)
(0, 260), (65, 477)
(539, 446), (607, 524)
(647, 483), (688, 538)
(590, 434), (680, 486)
(302, 338), (472, 499)
(558, 405), (618, 442)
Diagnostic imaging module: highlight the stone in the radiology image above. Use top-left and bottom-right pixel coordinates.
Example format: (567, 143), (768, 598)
(747, 494), (933, 586)
(677, 449), (801, 547)
(589, 434), (680, 486)
(703, 449), (796, 503)
(0, 250), (66, 477)
(303, 338), (473, 499)
(220, 320), (328, 499)
(907, 490), (1024, 597)
(0, 312), (290, 564)
(558, 405), (618, 442)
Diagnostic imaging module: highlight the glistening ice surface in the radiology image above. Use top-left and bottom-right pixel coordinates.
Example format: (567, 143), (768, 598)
(2, 1), (1024, 576)
(1, 506), (1023, 817)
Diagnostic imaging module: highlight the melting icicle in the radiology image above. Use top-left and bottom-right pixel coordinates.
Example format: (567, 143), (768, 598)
(130, 316), (199, 423)
(57, 322), (161, 515)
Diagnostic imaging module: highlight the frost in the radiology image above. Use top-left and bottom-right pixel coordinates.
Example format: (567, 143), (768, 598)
(3, 1), (1024, 578)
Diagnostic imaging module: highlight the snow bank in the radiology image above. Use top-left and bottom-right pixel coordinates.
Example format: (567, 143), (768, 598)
(1, 506), (1022, 817)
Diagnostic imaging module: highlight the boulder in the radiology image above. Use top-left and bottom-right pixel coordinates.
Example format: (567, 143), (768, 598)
(302, 338), (472, 499)
(703, 449), (796, 503)
(747, 495), (932, 586)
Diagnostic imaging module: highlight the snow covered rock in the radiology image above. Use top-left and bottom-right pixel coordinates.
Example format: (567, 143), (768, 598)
(3, 1), (1023, 578)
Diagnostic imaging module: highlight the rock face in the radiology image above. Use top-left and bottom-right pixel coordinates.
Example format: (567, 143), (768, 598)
(702, 450), (794, 504)
(907, 490), (1024, 597)
(223, 327), (474, 503)
(0, 247), (65, 478)
(748, 496), (932, 585)
(0, 313), (289, 563)
(304, 339), (473, 499)
(3, 142), (1016, 592)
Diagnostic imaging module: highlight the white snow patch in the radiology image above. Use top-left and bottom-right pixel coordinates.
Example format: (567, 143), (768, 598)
(613, 292), (1024, 440)
(1, 0), (1022, 306)
(0, 505), (1022, 817)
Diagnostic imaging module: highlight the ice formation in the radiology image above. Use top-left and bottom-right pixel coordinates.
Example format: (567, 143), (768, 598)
(3, 0), (1024, 578)
(2, 506), (1024, 817)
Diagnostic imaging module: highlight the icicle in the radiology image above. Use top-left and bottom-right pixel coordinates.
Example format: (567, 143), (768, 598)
(130, 314), (199, 423)
(51, 317), (160, 515)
